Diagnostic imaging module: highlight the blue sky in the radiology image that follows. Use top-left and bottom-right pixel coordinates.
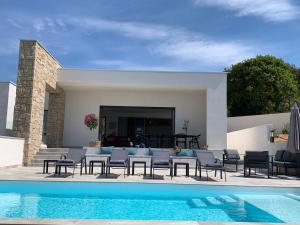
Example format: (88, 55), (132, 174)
(1, 0), (300, 82)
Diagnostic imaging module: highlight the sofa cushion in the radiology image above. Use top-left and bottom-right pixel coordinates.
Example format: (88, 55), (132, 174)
(176, 149), (194, 157)
(283, 152), (298, 163)
(125, 147), (137, 155)
(100, 146), (113, 154)
(224, 149), (240, 160)
(275, 150), (286, 161)
(150, 148), (176, 156)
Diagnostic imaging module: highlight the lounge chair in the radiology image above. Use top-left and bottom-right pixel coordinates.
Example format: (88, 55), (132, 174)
(106, 149), (129, 177)
(54, 148), (87, 177)
(223, 149), (243, 172)
(271, 150), (286, 175)
(150, 150), (173, 179)
(278, 151), (300, 176)
(195, 151), (226, 181)
(244, 151), (270, 178)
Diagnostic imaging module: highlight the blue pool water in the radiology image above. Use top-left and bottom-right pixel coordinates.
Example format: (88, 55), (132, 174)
(0, 181), (299, 222)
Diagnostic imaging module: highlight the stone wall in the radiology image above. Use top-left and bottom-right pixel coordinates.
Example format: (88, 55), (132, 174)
(13, 40), (64, 165)
(46, 86), (65, 147)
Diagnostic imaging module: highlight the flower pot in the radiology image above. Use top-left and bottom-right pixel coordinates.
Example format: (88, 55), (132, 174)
(89, 140), (101, 147)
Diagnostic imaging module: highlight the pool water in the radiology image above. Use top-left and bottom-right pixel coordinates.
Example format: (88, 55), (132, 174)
(0, 181), (299, 223)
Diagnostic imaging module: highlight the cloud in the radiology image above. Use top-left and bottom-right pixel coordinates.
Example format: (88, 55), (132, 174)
(2, 16), (259, 69)
(193, 0), (300, 22)
(67, 17), (256, 67)
(68, 18), (170, 40)
(32, 17), (67, 32)
(155, 39), (254, 66)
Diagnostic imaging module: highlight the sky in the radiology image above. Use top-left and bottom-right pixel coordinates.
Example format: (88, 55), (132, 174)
(0, 0), (300, 82)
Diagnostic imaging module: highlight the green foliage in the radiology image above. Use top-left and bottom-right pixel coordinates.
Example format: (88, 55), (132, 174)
(226, 55), (298, 117)
(282, 123), (289, 134)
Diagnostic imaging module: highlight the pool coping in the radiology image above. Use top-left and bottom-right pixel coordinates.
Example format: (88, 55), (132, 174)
(0, 218), (292, 225)
(1, 177), (300, 188)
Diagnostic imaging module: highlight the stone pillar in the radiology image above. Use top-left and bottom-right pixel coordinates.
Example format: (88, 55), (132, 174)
(46, 86), (65, 147)
(13, 40), (63, 165)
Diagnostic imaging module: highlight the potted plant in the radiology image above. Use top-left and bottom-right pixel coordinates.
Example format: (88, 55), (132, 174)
(84, 113), (101, 147)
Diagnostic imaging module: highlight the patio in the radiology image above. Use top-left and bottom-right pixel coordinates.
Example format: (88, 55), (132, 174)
(1, 166), (299, 187)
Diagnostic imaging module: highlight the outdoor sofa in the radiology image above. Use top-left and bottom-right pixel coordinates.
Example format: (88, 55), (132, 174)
(272, 150), (300, 176)
(223, 149), (243, 172)
(244, 151), (270, 178)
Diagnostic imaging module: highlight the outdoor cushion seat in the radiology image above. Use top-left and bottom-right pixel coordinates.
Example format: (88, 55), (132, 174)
(152, 159), (170, 165)
(206, 163), (224, 168)
(54, 148), (87, 177)
(106, 149), (129, 177)
(272, 150), (300, 176)
(271, 150), (286, 172)
(223, 149), (243, 172)
(195, 151), (226, 181)
(151, 150), (173, 178)
(56, 160), (75, 164)
(244, 151), (270, 178)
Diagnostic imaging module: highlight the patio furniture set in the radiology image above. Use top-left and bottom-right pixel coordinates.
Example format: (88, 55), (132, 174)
(43, 147), (226, 180)
(43, 147), (300, 180)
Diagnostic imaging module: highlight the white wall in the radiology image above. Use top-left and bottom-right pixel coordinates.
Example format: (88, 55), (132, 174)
(0, 136), (24, 167)
(228, 112), (290, 132)
(206, 79), (227, 149)
(227, 124), (287, 155)
(63, 89), (207, 147)
(59, 69), (227, 149)
(0, 82), (16, 135)
(6, 83), (16, 129)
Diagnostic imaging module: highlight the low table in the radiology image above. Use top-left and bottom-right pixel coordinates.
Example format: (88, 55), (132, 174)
(43, 159), (58, 174)
(132, 161), (147, 176)
(89, 160), (106, 175)
(174, 162), (189, 177)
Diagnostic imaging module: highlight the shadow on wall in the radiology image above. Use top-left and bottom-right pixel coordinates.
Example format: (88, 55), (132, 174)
(227, 124), (287, 155)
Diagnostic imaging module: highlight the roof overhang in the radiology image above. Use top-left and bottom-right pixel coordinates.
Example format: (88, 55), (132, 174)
(57, 69), (227, 91)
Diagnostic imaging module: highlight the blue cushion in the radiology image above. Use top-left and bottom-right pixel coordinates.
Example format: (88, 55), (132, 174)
(125, 147), (137, 155)
(176, 149), (194, 157)
(100, 147), (113, 154)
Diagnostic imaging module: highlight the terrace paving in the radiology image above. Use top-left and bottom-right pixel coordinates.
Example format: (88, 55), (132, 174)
(0, 166), (299, 187)
(0, 166), (299, 225)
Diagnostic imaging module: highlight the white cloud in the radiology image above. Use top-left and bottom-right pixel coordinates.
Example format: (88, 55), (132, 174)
(193, 0), (300, 22)
(67, 17), (256, 67)
(68, 18), (170, 40)
(2, 16), (259, 69)
(32, 17), (67, 32)
(156, 39), (254, 66)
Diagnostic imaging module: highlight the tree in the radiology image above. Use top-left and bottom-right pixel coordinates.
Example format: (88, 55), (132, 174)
(226, 55), (298, 117)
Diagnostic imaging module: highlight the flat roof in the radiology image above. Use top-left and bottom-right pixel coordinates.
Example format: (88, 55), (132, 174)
(57, 68), (226, 91)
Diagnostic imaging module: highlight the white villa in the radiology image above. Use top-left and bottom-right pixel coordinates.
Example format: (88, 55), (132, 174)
(0, 40), (289, 167)
(0, 40), (226, 165)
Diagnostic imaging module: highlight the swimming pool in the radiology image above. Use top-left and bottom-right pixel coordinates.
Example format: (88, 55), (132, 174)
(0, 181), (299, 223)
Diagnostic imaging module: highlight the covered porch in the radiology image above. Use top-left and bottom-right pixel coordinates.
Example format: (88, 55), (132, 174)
(57, 69), (227, 149)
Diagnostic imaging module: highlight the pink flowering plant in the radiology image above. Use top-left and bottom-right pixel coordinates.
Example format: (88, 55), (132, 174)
(84, 113), (98, 130)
